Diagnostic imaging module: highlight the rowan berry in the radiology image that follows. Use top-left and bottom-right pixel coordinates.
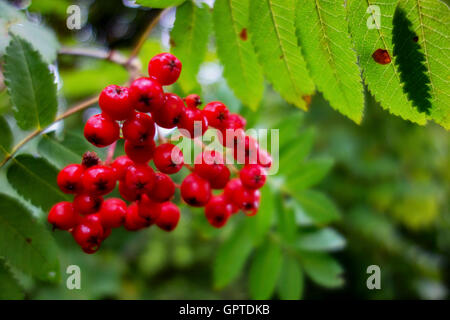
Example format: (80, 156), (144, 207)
(99, 85), (133, 120)
(72, 219), (104, 254)
(155, 202), (180, 231)
(122, 112), (156, 144)
(205, 195), (232, 228)
(48, 202), (79, 230)
(152, 93), (185, 129)
(84, 113), (120, 148)
(124, 139), (155, 163)
(124, 202), (150, 231)
(99, 198), (127, 229)
(137, 194), (161, 224)
(57, 164), (84, 194)
(153, 143), (184, 174)
(124, 164), (155, 195)
(180, 173), (211, 207)
(148, 53), (182, 85)
(148, 172), (175, 202)
(240, 164), (266, 189)
(129, 77), (164, 113)
(111, 155), (134, 180)
(82, 165), (117, 196)
(202, 102), (229, 129)
(184, 94), (202, 108)
(73, 194), (103, 215)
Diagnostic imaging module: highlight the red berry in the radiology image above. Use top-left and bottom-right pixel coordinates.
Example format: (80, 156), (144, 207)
(148, 172), (175, 202)
(184, 94), (202, 108)
(240, 164), (266, 189)
(210, 165), (230, 189)
(122, 112), (156, 144)
(137, 194), (161, 224)
(84, 113), (120, 148)
(99, 85), (133, 120)
(224, 178), (259, 210)
(205, 195), (232, 228)
(194, 150), (227, 183)
(72, 220), (104, 254)
(179, 107), (208, 138)
(118, 180), (139, 201)
(82, 165), (117, 196)
(242, 190), (260, 216)
(85, 212), (102, 225)
(48, 202), (79, 230)
(257, 149), (272, 168)
(225, 113), (246, 130)
(124, 164), (155, 195)
(372, 49), (391, 65)
(124, 202), (150, 231)
(148, 53), (182, 85)
(219, 127), (245, 148)
(202, 102), (229, 129)
(129, 77), (164, 113)
(124, 139), (155, 163)
(153, 143), (184, 174)
(155, 202), (180, 232)
(180, 173), (211, 207)
(234, 135), (259, 164)
(111, 155), (134, 180)
(57, 164), (84, 194)
(153, 93), (185, 129)
(73, 194), (103, 215)
(99, 198), (127, 229)
(102, 228), (112, 241)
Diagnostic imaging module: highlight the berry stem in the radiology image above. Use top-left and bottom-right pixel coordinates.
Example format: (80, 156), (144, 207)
(105, 141), (118, 165)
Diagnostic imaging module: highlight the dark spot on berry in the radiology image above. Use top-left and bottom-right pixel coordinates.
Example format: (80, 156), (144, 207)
(217, 112), (226, 121)
(239, 28), (248, 41)
(115, 87), (122, 95)
(139, 95), (152, 106)
(26, 238), (32, 244)
(169, 60), (177, 71)
(65, 183), (75, 191)
(243, 202), (253, 210)
(187, 197), (198, 205)
(168, 161), (178, 168)
(135, 181), (146, 190)
(87, 135), (103, 147)
(82, 151), (100, 168)
(93, 199), (102, 211)
(95, 179), (109, 191)
(214, 215), (224, 223)
(195, 97), (202, 106)
(163, 224), (172, 231)
(172, 115), (181, 125)
(254, 175), (261, 183)
(88, 236), (100, 245)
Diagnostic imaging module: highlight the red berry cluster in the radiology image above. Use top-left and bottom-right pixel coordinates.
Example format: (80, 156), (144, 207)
(48, 52), (272, 254)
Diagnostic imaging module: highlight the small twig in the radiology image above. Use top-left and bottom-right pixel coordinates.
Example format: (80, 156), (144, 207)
(105, 141), (117, 164)
(59, 47), (128, 66)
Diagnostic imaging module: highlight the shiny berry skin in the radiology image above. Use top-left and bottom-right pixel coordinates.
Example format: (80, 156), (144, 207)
(82, 165), (117, 196)
(242, 189), (260, 216)
(372, 49), (391, 65)
(180, 173), (211, 207)
(148, 53), (182, 86)
(194, 150), (226, 182)
(99, 198), (127, 229)
(99, 85), (133, 120)
(179, 107), (208, 138)
(124, 139), (156, 163)
(225, 113), (246, 130)
(257, 149), (272, 168)
(124, 164), (155, 195)
(184, 94), (202, 108)
(73, 194), (103, 215)
(205, 195), (232, 228)
(148, 172), (175, 202)
(122, 112), (156, 144)
(153, 93), (185, 129)
(72, 220), (104, 254)
(84, 114), (120, 148)
(137, 194), (161, 224)
(111, 155), (134, 180)
(118, 180), (139, 201)
(240, 164), (266, 189)
(124, 202), (150, 231)
(153, 143), (184, 174)
(129, 77), (164, 113)
(48, 202), (79, 230)
(210, 165), (230, 189)
(155, 202), (180, 232)
(57, 164), (84, 194)
(202, 102), (229, 129)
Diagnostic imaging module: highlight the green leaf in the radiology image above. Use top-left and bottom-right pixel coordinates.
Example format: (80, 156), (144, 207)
(347, 0), (428, 125)
(0, 1), (59, 63)
(38, 132), (106, 169)
(0, 116), (12, 162)
(214, 222), (254, 288)
(295, 0), (364, 123)
(0, 260), (24, 300)
(279, 127), (316, 169)
(249, 240), (283, 299)
(276, 197), (296, 243)
(292, 190), (340, 225)
(396, 0), (450, 129)
(249, 0), (315, 110)
(7, 155), (69, 211)
(294, 228), (346, 252)
(300, 251), (344, 288)
(278, 256), (303, 300)
(136, 0), (186, 8)
(3, 35), (58, 130)
(0, 193), (60, 282)
(247, 185), (274, 244)
(213, 0), (264, 110)
(284, 158), (334, 190)
(171, 1), (212, 93)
